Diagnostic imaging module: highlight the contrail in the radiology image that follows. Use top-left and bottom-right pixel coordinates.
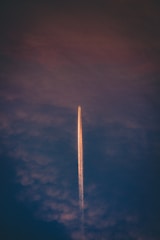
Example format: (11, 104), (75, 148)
(77, 106), (84, 239)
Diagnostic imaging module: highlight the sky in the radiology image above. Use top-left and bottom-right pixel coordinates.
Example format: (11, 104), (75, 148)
(0, 0), (160, 239)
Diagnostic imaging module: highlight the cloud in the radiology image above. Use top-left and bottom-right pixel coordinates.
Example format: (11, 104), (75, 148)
(1, 91), (159, 239)
(2, 113), (146, 239)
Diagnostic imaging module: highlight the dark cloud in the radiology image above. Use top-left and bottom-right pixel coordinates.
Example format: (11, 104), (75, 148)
(1, 97), (159, 239)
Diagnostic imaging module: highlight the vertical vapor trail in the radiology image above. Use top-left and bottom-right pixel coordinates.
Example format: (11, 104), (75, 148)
(77, 106), (84, 238)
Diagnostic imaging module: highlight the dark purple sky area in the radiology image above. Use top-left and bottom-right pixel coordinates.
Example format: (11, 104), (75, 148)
(0, 1), (160, 239)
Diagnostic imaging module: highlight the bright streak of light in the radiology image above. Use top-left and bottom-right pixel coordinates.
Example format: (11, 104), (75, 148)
(77, 106), (84, 239)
